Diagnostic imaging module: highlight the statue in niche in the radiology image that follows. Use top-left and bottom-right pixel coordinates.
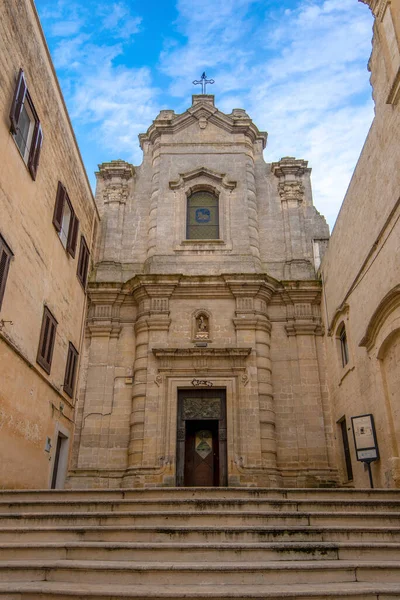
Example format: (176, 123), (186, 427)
(195, 314), (209, 339)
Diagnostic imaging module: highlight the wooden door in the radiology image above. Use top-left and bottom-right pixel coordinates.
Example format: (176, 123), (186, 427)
(176, 389), (227, 487)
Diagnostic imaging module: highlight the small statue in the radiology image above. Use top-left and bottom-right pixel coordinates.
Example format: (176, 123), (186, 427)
(196, 314), (209, 338)
(198, 315), (207, 331)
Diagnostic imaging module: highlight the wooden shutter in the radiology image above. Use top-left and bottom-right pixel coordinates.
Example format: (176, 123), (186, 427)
(9, 69), (27, 134)
(28, 122), (43, 180)
(77, 236), (90, 289)
(63, 342), (79, 398)
(37, 306), (58, 374)
(67, 210), (79, 258)
(0, 237), (13, 311)
(53, 182), (66, 232)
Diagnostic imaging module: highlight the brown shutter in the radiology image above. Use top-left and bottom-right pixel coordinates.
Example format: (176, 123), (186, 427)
(28, 122), (43, 180)
(64, 342), (79, 398)
(77, 236), (90, 288)
(53, 182), (66, 232)
(9, 69), (27, 134)
(37, 306), (58, 374)
(0, 237), (13, 311)
(67, 210), (79, 258)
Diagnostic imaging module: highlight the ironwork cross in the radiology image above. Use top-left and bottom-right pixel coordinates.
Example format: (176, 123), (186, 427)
(192, 72), (215, 94)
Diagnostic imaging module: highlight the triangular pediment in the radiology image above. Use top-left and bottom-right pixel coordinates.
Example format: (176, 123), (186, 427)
(139, 95), (267, 149)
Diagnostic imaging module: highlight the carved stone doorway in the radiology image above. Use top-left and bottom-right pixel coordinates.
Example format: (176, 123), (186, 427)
(176, 389), (227, 487)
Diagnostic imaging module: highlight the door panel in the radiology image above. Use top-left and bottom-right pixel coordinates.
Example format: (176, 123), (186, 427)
(184, 422), (219, 486)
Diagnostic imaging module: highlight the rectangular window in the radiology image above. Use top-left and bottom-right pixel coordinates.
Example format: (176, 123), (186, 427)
(0, 235), (13, 311)
(77, 236), (90, 289)
(9, 69), (43, 180)
(37, 306), (58, 374)
(53, 182), (79, 257)
(63, 342), (79, 398)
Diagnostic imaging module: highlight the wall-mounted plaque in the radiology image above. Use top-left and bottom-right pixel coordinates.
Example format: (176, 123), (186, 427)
(351, 413), (379, 462)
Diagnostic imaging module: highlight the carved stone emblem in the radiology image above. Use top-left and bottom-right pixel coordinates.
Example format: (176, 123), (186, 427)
(183, 398), (221, 420)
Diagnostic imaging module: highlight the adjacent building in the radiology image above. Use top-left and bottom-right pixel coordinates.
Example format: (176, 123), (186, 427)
(0, 0), (99, 488)
(321, 0), (400, 488)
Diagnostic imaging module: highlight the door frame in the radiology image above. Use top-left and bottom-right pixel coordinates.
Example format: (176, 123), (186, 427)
(176, 388), (227, 487)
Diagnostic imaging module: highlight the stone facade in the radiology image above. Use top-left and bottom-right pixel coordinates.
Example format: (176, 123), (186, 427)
(0, 0), (99, 488)
(321, 0), (400, 488)
(68, 96), (336, 489)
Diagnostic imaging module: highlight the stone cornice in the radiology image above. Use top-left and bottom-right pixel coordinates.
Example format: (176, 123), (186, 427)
(152, 347), (252, 372)
(139, 98), (267, 149)
(96, 159), (135, 181)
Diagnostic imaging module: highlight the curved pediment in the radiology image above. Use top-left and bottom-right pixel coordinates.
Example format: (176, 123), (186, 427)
(169, 166), (237, 191)
(139, 95), (267, 149)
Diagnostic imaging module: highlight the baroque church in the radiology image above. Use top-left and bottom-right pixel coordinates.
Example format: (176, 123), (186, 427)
(68, 94), (334, 489)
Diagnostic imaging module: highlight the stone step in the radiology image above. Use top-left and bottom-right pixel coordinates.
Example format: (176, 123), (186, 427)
(0, 525), (400, 543)
(2, 498), (400, 513)
(1, 560), (400, 585)
(1, 510), (399, 527)
(1, 541), (400, 562)
(1, 580), (400, 599)
(1, 488), (400, 502)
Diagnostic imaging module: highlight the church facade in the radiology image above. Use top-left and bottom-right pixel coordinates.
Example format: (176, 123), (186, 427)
(68, 96), (336, 489)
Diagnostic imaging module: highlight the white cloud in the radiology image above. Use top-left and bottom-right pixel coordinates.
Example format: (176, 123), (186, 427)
(40, 0), (159, 163)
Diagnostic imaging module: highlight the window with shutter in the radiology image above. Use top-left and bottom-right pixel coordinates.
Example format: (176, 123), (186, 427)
(9, 69), (42, 179)
(37, 306), (58, 374)
(77, 236), (90, 289)
(53, 182), (79, 256)
(63, 342), (79, 398)
(0, 236), (13, 311)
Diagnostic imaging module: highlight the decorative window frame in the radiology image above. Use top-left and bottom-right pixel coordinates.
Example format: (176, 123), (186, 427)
(169, 167), (236, 254)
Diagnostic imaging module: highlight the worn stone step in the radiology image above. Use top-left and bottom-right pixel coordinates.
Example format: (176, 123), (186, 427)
(1, 560), (400, 585)
(1, 510), (399, 528)
(1, 541), (400, 562)
(1, 488), (400, 502)
(0, 524), (400, 543)
(2, 498), (400, 514)
(1, 580), (400, 599)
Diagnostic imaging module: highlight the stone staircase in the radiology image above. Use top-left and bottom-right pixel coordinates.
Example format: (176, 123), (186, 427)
(0, 488), (400, 598)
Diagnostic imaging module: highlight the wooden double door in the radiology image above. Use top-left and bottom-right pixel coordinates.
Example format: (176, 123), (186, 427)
(176, 389), (227, 487)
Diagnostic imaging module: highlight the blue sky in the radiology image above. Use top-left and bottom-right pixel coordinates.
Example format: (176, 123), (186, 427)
(35, 0), (374, 229)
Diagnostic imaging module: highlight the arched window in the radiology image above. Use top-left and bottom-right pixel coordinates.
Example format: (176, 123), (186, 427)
(338, 323), (349, 367)
(187, 191), (219, 240)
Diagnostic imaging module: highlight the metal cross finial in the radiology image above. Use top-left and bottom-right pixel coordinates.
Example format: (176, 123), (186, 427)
(192, 72), (215, 94)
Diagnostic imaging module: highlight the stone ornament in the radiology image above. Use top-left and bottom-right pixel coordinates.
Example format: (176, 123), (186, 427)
(183, 397), (221, 420)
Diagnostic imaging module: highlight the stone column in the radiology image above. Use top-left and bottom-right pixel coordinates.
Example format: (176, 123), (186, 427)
(96, 161), (134, 263)
(256, 317), (277, 475)
(128, 289), (150, 468)
(272, 157), (309, 279)
(284, 292), (337, 486)
(246, 157), (261, 267)
(147, 153), (160, 262)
